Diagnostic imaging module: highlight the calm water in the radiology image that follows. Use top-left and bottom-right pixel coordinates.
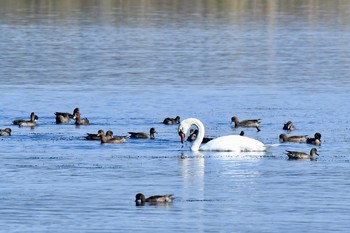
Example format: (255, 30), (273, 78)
(1, 0), (350, 232)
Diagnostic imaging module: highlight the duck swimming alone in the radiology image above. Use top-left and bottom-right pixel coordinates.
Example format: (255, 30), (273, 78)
(231, 116), (261, 132)
(55, 108), (79, 124)
(163, 116), (180, 125)
(135, 193), (174, 206)
(286, 148), (319, 160)
(13, 112), (38, 127)
(128, 128), (156, 139)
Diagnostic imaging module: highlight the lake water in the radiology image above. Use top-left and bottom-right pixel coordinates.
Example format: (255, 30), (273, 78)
(1, 0), (350, 232)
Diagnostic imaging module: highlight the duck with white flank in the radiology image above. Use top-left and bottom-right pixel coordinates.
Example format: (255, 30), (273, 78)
(13, 112), (38, 127)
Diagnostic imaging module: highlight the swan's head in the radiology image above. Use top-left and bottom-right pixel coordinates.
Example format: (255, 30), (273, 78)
(178, 118), (204, 147)
(178, 121), (191, 144)
(178, 129), (186, 144)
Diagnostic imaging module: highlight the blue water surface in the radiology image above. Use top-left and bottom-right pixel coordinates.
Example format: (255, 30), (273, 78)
(1, 1), (350, 232)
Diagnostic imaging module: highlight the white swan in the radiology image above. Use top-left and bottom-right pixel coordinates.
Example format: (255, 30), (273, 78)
(178, 118), (266, 152)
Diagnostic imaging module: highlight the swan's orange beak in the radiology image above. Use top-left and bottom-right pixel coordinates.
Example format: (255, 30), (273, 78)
(179, 131), (185, 144)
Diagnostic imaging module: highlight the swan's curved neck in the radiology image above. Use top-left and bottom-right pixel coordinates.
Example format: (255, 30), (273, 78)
(189, 119), (205, 151)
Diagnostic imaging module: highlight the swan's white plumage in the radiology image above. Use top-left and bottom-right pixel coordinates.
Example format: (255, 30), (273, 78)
(178, 118), (265, 152)
(200, 135), (265, 152)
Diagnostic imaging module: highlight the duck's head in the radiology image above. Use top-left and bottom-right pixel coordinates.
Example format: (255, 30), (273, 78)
(106, 130), (113, 137)
(279, 134), (287, 141)
(135, 193), (146, 205)
(73, 108), (80, 114)
(30, 112), (39, 121)
(231, 116), (238, 123)
(315, 132), (321, 140)
(150, 128), (156, 134)
(97, 130), (105, 136)
(310, 148), (319, 156)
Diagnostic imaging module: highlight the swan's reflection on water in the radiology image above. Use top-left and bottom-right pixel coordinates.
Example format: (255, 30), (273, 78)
(179, 151), (205, 178)
(178, 149), (265, 201)
(179, 150), (265, 202)
(179, 152), (205, 202)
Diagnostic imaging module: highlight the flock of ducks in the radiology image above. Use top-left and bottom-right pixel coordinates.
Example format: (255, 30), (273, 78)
(0, 109), (321, 158)
(279, 121), (321, 160)
(1, 108), (322, 204)
(232, 117), (321, 160)
(0, 108), (159, 143)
